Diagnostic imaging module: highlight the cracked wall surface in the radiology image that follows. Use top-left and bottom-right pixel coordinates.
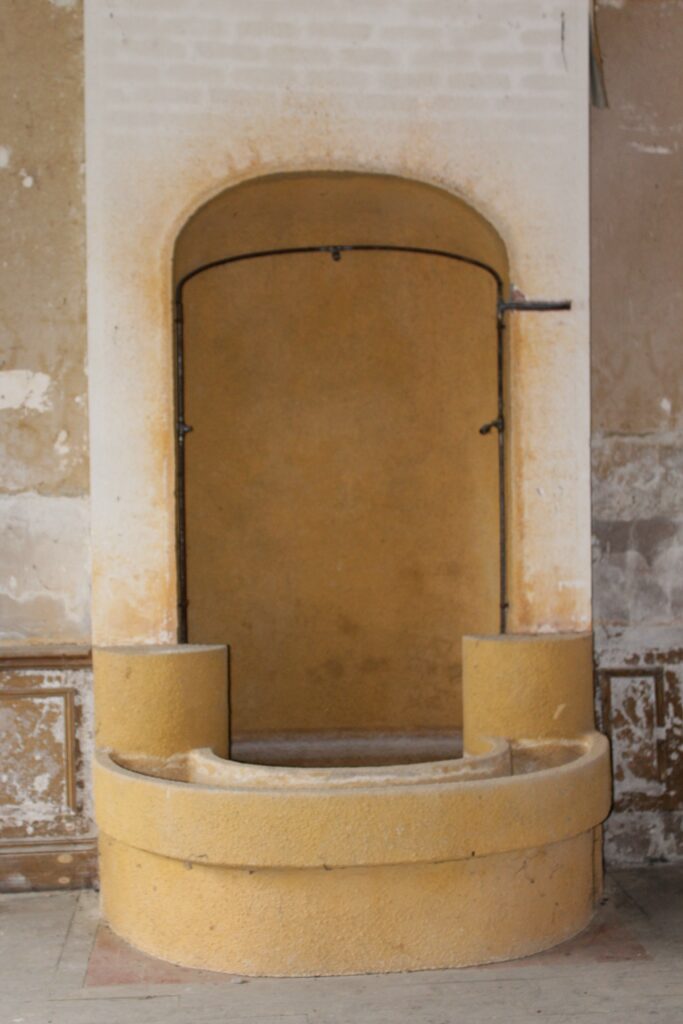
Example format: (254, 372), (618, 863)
(592, 0), (683, 864)
(0, 0), (89, 644)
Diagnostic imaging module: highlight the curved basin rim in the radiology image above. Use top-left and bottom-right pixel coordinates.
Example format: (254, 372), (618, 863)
(101, 733), (606, 796)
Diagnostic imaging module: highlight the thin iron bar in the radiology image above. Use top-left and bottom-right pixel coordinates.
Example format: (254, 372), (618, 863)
(174, 244), (569, 645)
(498, 299), (571, 313)
(174, 299), (190, 643)
(175, 243), (505, 301)
(496, 309), (507, 633)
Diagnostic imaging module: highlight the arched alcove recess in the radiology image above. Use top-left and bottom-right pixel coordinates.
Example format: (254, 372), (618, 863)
(173, 172), (509, 748)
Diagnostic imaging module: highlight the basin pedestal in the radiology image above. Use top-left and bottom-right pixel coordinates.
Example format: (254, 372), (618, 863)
(93, 635), (611, 976)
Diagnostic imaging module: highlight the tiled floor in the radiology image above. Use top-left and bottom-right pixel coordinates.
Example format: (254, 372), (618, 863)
(1, 867), (681, 1023)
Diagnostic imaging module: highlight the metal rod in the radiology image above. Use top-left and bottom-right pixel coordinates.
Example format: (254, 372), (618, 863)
(496, 297), (507, 633)
(498, 299), (572, 314)
(175, 243), (505, 299)
(174, 245), (569, 643)
(173, 298), (189, 644)
(493, 294), (572, 631)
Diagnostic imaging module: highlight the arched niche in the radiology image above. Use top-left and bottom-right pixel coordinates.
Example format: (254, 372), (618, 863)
(173, 172), (508, 748)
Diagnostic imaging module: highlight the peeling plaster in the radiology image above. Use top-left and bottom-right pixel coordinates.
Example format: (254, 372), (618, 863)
(0, 370), (52, 413)
(595, 621), (683, 866)
(0, 494), (91, 642)
(53, 429), (70, 458)
(0, 0), (88, 506)
(0, 667), (95, 839)
(629, 142), (675, 155)
(604, 810), (683, 866)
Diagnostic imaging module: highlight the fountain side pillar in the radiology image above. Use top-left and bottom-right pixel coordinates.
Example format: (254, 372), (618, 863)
(94, 645), (229, 760)
(463, 633), (595, 752)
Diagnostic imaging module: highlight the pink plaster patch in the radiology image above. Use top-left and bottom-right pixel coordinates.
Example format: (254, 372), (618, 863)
(85, 898), (649, 987)
(85, 924), (240, 986)
(499, 905), (650, 967)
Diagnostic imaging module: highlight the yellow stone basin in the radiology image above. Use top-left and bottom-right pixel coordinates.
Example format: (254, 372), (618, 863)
(95, 732), (606, 871)
(93, 635), (612, 976)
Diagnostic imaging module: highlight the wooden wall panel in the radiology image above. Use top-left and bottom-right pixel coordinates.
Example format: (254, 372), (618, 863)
(0, 651), (97, 891)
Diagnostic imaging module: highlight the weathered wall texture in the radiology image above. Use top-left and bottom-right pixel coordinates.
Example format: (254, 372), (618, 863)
(85, 0), (591, 646)
(0, 1), (94, 893)
(0, 0), (90, 643)
(0, 656), (96, 892)
(592, 0), (683, 863)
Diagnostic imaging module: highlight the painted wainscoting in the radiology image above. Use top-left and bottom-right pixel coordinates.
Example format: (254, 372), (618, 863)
(0, 650), (97, 891)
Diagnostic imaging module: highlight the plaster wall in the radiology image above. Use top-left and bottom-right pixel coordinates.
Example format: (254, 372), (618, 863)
(591, 0), (683, 863)
(84, 0), (592, 645)
(0, 0), (89, 644)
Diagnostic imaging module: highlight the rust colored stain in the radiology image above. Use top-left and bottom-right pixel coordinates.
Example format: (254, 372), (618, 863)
(97, 155), (588, 642)
(90, 72), (590, 644)
(507, 309), (589, 633)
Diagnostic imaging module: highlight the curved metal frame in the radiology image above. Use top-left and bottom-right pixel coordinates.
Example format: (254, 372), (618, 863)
(174, 244), (510, 644)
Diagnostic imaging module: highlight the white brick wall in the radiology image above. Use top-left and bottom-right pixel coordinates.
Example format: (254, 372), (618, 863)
(94, 1), (576, 131)
(85, 0), (591, 643)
